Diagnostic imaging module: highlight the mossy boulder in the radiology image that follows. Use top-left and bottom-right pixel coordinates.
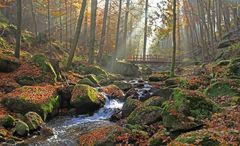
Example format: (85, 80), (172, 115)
(15, 120), (29, 137)
(85, 65), (108, 77)
(84, 74), (99, 85)
(16, 76), (43, 86)
(0, 52), (20, 72)
(165, 77), (181, 87)
(2, 85), (60, 120)
(127, 106), (162, 125)
(162, 88), (219, 131)
(122, 98), (142, 118)
(71, 84), (105, 114)
(149, 128), (171, 146)
(113, 81), (132, 91)
(112, 61), (140, 77)
(170, 129), (236, 146)
(143, 96), (166, 107)
(24, 112), (44, 131)
(149, 73), (169, 82)
(79, 126), (123, 146)
(78, 78), (96, 87)
(205, 79), (240, 99)
(101, 85), (125, 100)
(31, 54), (57, 83)
(1, 115), (15, 128)
(228, 57), (240, 77)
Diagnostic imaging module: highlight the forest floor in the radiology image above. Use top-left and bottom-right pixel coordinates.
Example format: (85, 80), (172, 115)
(0, 18), (240, 146)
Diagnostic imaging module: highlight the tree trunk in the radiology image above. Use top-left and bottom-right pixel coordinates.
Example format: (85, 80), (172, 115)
(88, 0), (97, 64)
(114, 0), (122, 59)
(15, 0), (22, 59)
(143, 0), (148, 61)
(47, 0), (51, 40)
(30, 0), (37, 36)
(66, 0), (87, 68)
(170, 0), (177, 77)
(98, 0), (110, 63)
(123, 0), (130, 59)
(65, 0), (68, 49)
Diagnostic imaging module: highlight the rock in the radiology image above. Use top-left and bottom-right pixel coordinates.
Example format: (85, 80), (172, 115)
(152, 88), (173, 99)
(165, 77), (180, 87)
(85, 65), (108, 77)
(24, 112), (44, 131)
(40, 125), (54, 137)
(162, 88), (219, 131)
(125, 88), (139, 98)
(110, 109), (122, 122)
(79, 126), (122, 146)
(127, 106), (162, 125)
(112, 61), (140, 77)
(122, 98), (142, 118)
(0, 52), (20, 72)
(15, 120), (29, 137)
(170, 129), (234, 145)
(138, 64), (152, 75)
(57, 85), (73, 108)
(2, 85), (60, 121)
(101, 85), (125, 100)
(205, 79), (240, 99)
(2, 115), (15, 128)
(31, 54), (57, 83)
(143, 96), (166, 107)
(84, 74), (100, 85)
(16, 76), (43, 86)
(149, 73), (169, 82)
(218, 27), (240, 49)
(228, 57), (240, 77)
(113, 81), (132, 91)
(149, 128), (171, 146)
(78, 78), (96, 87)
(71, 84), (105, 114)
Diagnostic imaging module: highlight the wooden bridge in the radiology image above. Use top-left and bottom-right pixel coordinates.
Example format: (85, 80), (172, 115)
(126, 55), (181, 65)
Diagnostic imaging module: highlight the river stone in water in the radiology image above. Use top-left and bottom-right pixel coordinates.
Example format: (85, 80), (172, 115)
(101, 85), (125, 100)
(24, 112), (44, 131)
(71, 84), (105, 114)
(15, 120), (29, 137)
(122, 98), (142, 118)
(127, 106), (162, 125)
(143, 96), (166, 107)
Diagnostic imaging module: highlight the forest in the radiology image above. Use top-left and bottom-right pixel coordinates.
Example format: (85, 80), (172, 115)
(0, 0), (240, 145)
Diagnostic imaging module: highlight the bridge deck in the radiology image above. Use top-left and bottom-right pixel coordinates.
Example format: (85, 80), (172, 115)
(126, 55), (180, 64)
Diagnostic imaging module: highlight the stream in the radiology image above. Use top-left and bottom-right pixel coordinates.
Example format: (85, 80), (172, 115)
(26, 80), (152, 146)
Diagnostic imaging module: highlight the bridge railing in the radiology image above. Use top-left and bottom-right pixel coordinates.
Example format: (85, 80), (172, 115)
(127, 55), (173, 62)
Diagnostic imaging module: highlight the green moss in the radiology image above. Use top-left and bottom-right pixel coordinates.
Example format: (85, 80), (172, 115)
(31, 54), (57, 83)
(113, 81), (132, 91)
(85, 74), (99, 85)
(122, 98), (142, 118)
(71, 84), (104, 112)
(78, 78), (95, 87)
(15, 120), (29, 136)
(2, 95), (59, 121)
(172, 88), (218, 119)
(205, 81), (239, 98)
(2, 115), (15, 128)
(143, 96), (166, 107)
(127, 106), (162, 125)
(25, 112), (44, 131)
(86, 66), (108, 77)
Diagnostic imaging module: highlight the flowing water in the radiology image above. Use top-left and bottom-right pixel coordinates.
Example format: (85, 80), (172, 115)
(27, 98), (123, 146)
(26, 80), (152, 146)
